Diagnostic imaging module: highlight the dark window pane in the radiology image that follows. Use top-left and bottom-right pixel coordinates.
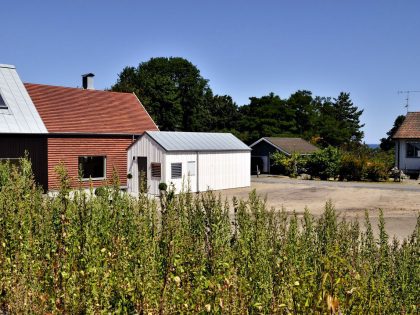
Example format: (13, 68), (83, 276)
(406, 143), (420, 158)
(171, 163), (182, 179)
(78, 156), (106, 179)
(0, 94), (7, 109)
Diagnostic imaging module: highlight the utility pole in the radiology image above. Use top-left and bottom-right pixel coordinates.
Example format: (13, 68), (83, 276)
(398, 90), (420, 112)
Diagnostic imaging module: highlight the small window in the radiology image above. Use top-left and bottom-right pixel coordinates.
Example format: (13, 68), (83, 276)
(171, 163), (182, 179)
(151, 163), (161, 178)
(187, 161), (196, 176)
(406, 142), (420, 158)
(78, 156), (106, 179)
(0, 93), (7, 109)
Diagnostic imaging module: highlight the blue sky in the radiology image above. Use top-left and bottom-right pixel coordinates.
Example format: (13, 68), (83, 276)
(2, 0), (420, 143)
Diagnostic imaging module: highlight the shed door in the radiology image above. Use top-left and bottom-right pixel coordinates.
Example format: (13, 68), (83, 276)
(137, 156), (147, 192)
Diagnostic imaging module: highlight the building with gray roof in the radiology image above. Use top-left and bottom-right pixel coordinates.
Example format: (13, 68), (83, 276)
(127, 131), (251, 195)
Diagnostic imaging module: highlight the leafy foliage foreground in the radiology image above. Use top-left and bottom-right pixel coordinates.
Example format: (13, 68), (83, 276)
(0, 160), (419, 314)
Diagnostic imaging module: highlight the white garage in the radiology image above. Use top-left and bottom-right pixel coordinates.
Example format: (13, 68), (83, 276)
(127, 131), (251, 195)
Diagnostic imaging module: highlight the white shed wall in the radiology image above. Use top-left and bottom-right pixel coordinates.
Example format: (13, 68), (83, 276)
(127, 135), (165, 195)
(197, 151), (250, 192)
(165, 151), (250, 193)
(165, 152), (198, 193)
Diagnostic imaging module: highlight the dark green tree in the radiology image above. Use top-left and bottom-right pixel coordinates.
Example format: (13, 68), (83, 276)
(208, 95), (241, 132)
(111, 57), (212, 131)
(286, 90), (317, 138)
(237, 92), (296, 143)
(315, 93), (364, 147)
(380, 115), (405, 151)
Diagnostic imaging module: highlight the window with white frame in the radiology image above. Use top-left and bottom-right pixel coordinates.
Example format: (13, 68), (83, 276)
(171, 163), (182, 179)
(78, 156), (106, 179)
(406, 142), (420, 158)
(187, 161), (196, 176)
(151, 163), (161, 178)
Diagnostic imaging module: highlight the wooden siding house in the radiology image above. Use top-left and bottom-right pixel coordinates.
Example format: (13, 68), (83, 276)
(0, 65), (158, 191)
(393, 112), (420, 176)
(250, 137), (318, 174)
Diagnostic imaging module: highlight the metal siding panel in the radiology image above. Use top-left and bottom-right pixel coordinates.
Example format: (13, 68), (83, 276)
(165, 152), (197, 193)
(127, 134), (165, 195)
(3, 69), (32, 132)
(198, 151), (250, 192)
(2, 110), (20, 133)
(0, 66), (47, 133)
(146, 131), (250, 152)
(0, 73), (21, 132)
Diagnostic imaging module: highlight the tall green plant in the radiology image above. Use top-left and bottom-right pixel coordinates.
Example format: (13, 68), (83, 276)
(0, 159), (418, 314)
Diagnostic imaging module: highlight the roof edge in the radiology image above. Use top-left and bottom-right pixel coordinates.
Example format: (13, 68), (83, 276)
(126, 132), (168, 151)
(24, 82), (140, 95)
(0, 64), (16, 69)
(250, 137), (291, 155)
(132, 93), (159, 131)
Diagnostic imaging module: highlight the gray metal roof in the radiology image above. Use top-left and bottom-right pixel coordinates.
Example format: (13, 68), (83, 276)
(145, 131), (251, 152)
(0, 64), (47, 134)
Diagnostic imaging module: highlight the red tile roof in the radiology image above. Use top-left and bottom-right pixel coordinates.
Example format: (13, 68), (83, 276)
(393, 112), (420, 139)
(24, 83), (158, 134)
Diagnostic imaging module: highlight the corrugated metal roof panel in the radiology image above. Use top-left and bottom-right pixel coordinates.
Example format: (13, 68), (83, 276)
(0, 65), (47, 134)
(145, 131), (251, 152)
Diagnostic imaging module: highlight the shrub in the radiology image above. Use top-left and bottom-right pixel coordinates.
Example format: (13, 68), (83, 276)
(94, 185), (108, 197)
(339, 152), (366, 181)
(365, 160), (389, 181)
(306, 146), (341, 180)
(158, 182), (167, 191)
(272, 151), (306, 177)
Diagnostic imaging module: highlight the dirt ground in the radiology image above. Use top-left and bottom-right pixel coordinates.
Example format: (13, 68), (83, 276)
(219, 176), (419, 240)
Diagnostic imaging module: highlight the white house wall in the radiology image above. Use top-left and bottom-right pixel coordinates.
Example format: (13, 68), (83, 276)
(127, 135), (165, 195)
(396, 139), (420, 171)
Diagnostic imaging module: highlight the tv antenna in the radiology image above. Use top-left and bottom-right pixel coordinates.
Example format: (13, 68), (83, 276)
(398, 90), (420, 112)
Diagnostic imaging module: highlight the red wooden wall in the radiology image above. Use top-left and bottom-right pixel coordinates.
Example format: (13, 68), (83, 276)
(47, 136), (134, 189)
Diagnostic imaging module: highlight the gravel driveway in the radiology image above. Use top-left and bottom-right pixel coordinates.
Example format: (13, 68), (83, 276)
(219, 175), (419, 240)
